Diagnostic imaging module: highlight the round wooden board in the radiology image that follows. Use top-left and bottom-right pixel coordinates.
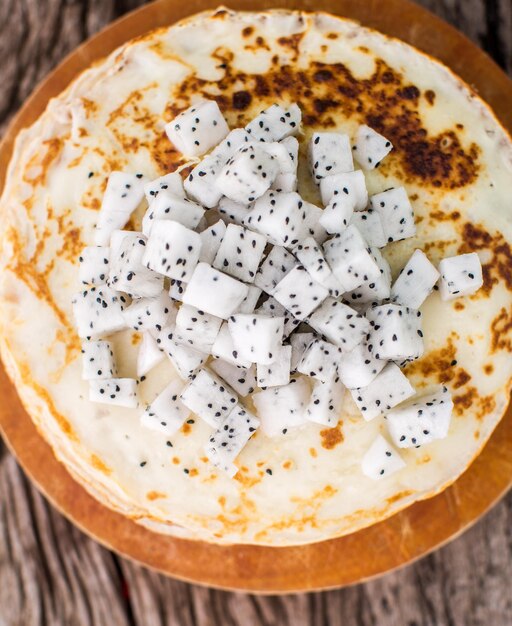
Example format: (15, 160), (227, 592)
(0, 0), (511, 594)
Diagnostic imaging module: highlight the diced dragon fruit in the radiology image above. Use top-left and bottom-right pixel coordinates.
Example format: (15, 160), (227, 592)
(245, 103), (301, 142)
(391, 249), (440, 308)
(350, 362), (416, 421)
(137, 332), (165, 377)
(175, 304), (223, 352)
(256, 138), (297, 175)
(253, 376), (310, 437)
(439, 253), (483, 301)
(169, 279), (186, 302)
(319, 196), (354, 235)
(308, 132), (353, 182)
(79, 247), (110, 285)
(353, 125), (393, 170)
(320, 170), (368, 210)
(308, 298), (370, 352)
(140, 379), (189, 435)
(370, 187), (416, 243)
(217, 197), (251, 226)
(253, 245), (296, 294)
(297, 338), (342, 383)
(345, 247), (392, 305)
(144, 172), (185, 203)
(255, 296), (300, 338)
(306, 375), (345, 426)
(323, 225), (381, 292)
(199, 220), (227, 264)
(292, 237), (333, 285)
(272, 173), (298, 193)
(164, 100), (229, 157)
(72, 285), (128, 339)
(367, 303), (424, 361)
(213, 224), (266, 283)
(361, 434), (405, 480)
(236, 285), (262, 314)
(256, 344), (292, 388)
(228, 313), (285, 365)
(122, 292), (176, 332)
(183, 263), (249, 319)
(290, 332), (316, 372)
(244, 190), (306, 248)
(350, 209), (387, 248)
(302, 201), (329, 244)
(142, 220), (201, 281)
(81, 340), (117, 380)
(205, 404), (259, 477)
(337, 338), (386, 389)
(212, 323), (252, 368)
(273, 265), (329, 320)
(387, 386), (453, 448)
(179, 368), (238, 428)
(109, 230), (133, 258)
(141, 192), (205, 237)
(157, 327), (207, 379)
(209, 359), (257, 397)
(89, 378), (138, 408)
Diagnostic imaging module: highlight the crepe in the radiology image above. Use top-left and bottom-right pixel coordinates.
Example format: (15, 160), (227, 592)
(0, 8), (511, 546)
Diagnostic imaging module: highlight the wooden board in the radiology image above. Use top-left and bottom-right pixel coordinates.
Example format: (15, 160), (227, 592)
(0, 0), (511, 595)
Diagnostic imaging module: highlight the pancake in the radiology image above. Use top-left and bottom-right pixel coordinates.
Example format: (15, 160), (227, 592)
(0, 8), (511, 546)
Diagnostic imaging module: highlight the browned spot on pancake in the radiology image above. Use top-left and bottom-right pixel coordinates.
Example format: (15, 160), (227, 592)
(358, 46), (370, 54)
(218, 496), (226, 507)
(172, 456), (180, 464)
(232, 90), (252, 110)
(429, 209), (461, 222)
(23, 138), (64, 188)
(131, 332), (141, 346)
(242, 26), (254, 37)
(146, 490), (166, 501)
(490, 307), (512, 353)
(453, 386), (477, 415)
(454, 301), (465, 311)
(422, 239), (458, 257)
(320, 422), (344, 449)
(234, 472), (262, 488)
(309, 447), (317, 458)
(277, 32), (304, 61)
(81, 98), (98, 115)
(474, 430), (480, 439)
(55, 210), (85, 263)
(386, 490), (413, 505)
(424, 89), (436, 105)
(327, 33), (338, 39)
(91, 454), (112, 475)
(405, 336), (464, 385)
(188, 468), (199, 477)
(484, 364), (494, 375)
(453, 369), (471, 389)
(181, 422), (193, 435)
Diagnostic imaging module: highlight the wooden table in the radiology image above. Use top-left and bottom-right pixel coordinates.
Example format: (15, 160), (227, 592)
(0, 1), (511, 623)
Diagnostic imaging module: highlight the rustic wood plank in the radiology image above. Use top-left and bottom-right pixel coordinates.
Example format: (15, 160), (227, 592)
(0, 1), (511, 625)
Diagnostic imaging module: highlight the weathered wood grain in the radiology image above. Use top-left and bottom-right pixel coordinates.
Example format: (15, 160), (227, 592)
(0, 1), (511, 625)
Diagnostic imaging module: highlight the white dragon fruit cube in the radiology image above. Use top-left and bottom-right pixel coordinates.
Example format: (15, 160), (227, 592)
(257, 344), (292, 388)
(179, 368), (238, 428)
(81, 340), (117, 380)
(370, 187), (416, 243)
(157, 326), (207, 379)
(292, 237), (333, 285)
(236, 285), (262, 314)
(72, 285), (128, 339)
(387, 386), (453, 448)
(144, 172), (185, 203)
(164, 100), (229, 157)
(228, 313), (285, 365)
(79, 246), (110, 286)
(169, 279), (186, 302)
(256, 138), (297, 174)
(439, 252), (483, 301)
(272, 172), (298, 193)
(306, 375), (345, 426)
(122, 291), (176, 332)
(308, 132), (354, 182)
(302, 201), (329, 244)
(255, 296), (300, 338)
(142, 220), (201, 282)
(184, 154), (224, 209)
(199, 220), (227, 264)
(210, 359), (257, 397)
(309, 298), (371, 352)
(218, 197), (251, 226)
(205, 404), (259, 477)
(367, 303), (424, 361)
(141, 379), (189, 436)
(183, 263), (249, 319)
(212, 323), (252, 368)
(89, 378), (138, 408)
(253, 245), (296, 294)
(350, 208), (387, 248)
(319, 196), (354, 235)
(346, 246), (392, 305)
(290, 332), (316, 372)
(361, 435), (405, 480)
(273, 265), (329, 320)
(392, 249), (440, 308)
(353, 125), (393, 170)
(323, 225), (381, 292)
(137, 332), (165, 377)
(213, 224), (267, 283)
(297, 338), (343, 383)
(95, 211), (134, 247)
(142, 192), (205, 237)
(253, 376), (310, 437)
(320, 170), (368, 210)
(245, 103), (301, 142)
(337, 338), (386, 389)
(176, 304), (223, 352)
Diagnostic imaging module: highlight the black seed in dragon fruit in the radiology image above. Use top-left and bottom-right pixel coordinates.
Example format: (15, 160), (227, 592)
(273, 265), (329, 320)
(179, 368), (238, 428)
(205, 403), (259, 477)
(289, 332), (316, 373)
(391, 249), (440, 308)
(183, 263), (249, 319)
(253, 245), (296, 294)
(175, 304), (223, 352)
(213, 223), (267, 283)
(209, 359), (257, 397)
(438, 252), (483, 301)
(143, 172), (185, 203)
(140, 379), (189, 435)
(319, 196), (354, 235)
(122, 291), (176, 332)
(353, 125), (393, 170)
(141, 192), (205, 237)
(79, 246), (110, 285)
(350, 362), (416, 421)
(350, 208), (387, 248)
(337, 337), (386, 389)
(72, 285), (128, 339)
(137, 331), (165, 377)
(169, 279), (186, 303)
(319, 170), (368, 210)
(212, 323), (252, 368)
(228, 313), (285, 365)
(367, 303), (424, 361)
(345, 246), (392, 305)
(157, 326), (208, 380)
(256, 344), (292, 388)
(236, 285), (262, 314)
(297, 338), (343, 383)
(308, 298), (371, 352)
(369, 186), (416, 243)
(306, 375), (345, 426)
(199, 220), (227, 265)
(308, 132), (354, 181)
(142, 220), (201, 282)
(361, 434), (405, 480)
(89, 378), (138, 408)
(245, 103), (301, 142)
(164, 100), (229, 157)
(252, 375), (310, 437)
(387, 385), (453, 448)
(81, 340), (117, 380)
